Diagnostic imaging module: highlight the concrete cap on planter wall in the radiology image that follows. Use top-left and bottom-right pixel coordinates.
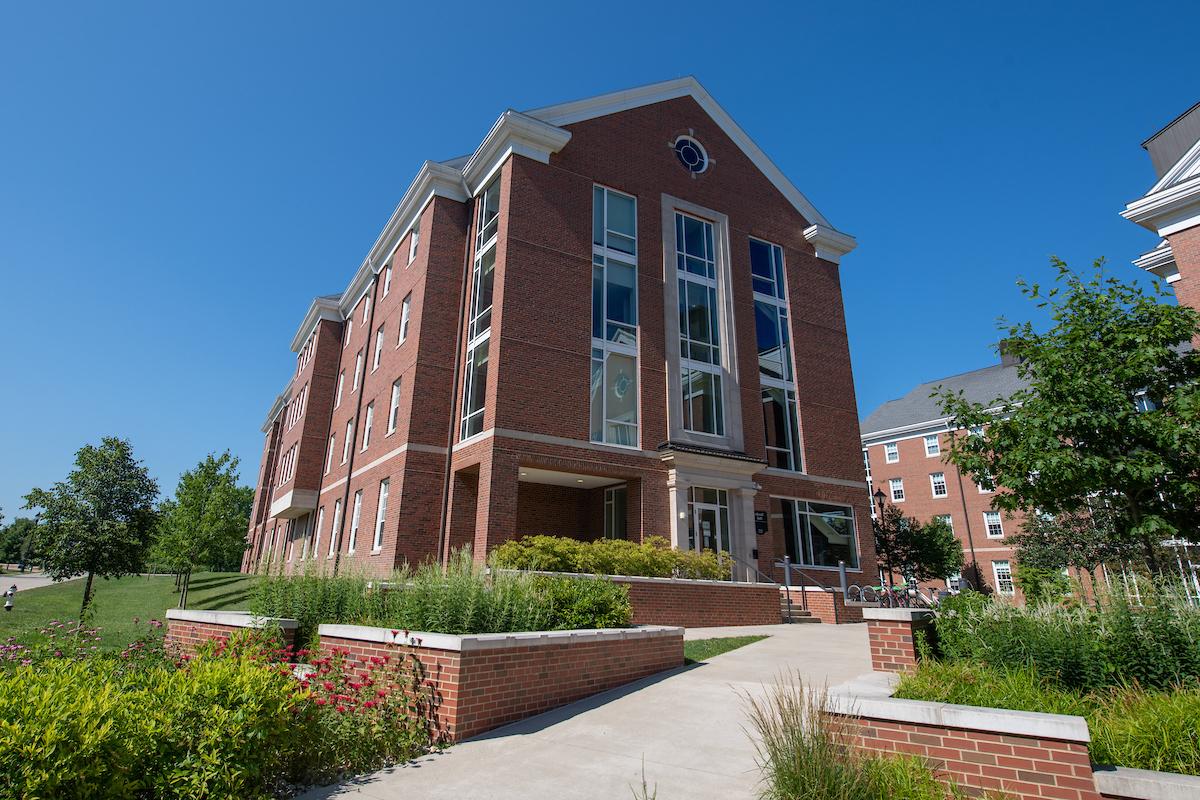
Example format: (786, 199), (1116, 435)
(164, 608), (299, 630)
(861, 607), (935, 622)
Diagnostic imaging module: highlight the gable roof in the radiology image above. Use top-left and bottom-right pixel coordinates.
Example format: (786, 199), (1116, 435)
(525, 76), (837, 231)
(860, 362), (1028, 440)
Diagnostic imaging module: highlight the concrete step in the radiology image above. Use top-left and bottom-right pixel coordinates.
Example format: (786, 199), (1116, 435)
(779, 605), (822, 623)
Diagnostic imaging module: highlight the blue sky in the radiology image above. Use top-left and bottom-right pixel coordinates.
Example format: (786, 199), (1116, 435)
(1, 1), (1196, 517)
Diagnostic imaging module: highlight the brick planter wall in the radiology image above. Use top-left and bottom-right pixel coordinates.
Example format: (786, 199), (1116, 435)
(863, 607), (934, 672)
(782, 587), (869, 624)
(165, 609), (298, 654)
(825, 675), (1200, 800)
(319, 624), (683, 741)
(500, 570), (781, 627)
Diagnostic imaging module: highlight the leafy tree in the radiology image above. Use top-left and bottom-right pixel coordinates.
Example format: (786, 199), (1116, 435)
(1012, 563), (1072, 606)
(154, 451), (253, 607)
(0, 517), (40, 565)
(24, 437), (159, 617)
(872, 503), (965, 585)
(937, 259), (1200, 574)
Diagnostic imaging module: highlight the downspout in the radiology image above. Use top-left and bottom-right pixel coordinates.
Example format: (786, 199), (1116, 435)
(437, 195), (478, 568)
(954, 463), (982, 588)
(332, 273), (381, 575)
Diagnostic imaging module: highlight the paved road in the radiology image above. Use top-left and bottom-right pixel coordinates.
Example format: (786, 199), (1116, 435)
(0, 571), (75, 592)
(300, 623), (872, 800)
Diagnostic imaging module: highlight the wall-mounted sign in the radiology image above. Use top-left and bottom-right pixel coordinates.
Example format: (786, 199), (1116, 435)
(754, 511), (768, 535)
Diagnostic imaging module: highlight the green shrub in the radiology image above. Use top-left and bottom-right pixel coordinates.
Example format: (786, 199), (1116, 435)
(1013, 564), (1073, 606)
(492, 534), (731, 580)
(895, 660), (1200, 775)
(931, 585), (1200, 691)
(251, 549), (632, 647)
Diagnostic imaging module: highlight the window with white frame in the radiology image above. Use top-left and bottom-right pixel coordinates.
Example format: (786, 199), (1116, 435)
(884, 442), (899, 463)
(604, 485), (627, 540)
(388, 378), (402, 434)
(992, 559), (1014, 595)
(924, 434), (940, 457)
(590, 185), (639, 447)
(335, 370), (344, 408)
(930, 472), (948, 497)
(752, 238), (802, 471)
(342, 420), (353, 463)
(399, 294), (412, 343)
(344, 318), (353, 347)
(461, 178), (499, 440)
(889, 478), (905, 502)
(311, 506), (324, 560)
(774, 497), (859, 569)
(862, 448), (871, 481)
(676, 212), (723, 435)
(348, 491), (362, 554)
(362, 402), (374, 450)
(299, 513), (312, 560)
(324, 434), (335, 475)
(287, 519), (295, 562)
(353, 349), (364, 391)
(409, 228), (420, 263)
(373, 479), (389, 550)
(373, 326), (384, 371)
(978, 470), (994, 493)
(383, 264), (392, 297)
(361, 296), (371, 325)
(984, 510), (1004, 538)
(934, 513), (954, 532)
(328, 499), (342, 558)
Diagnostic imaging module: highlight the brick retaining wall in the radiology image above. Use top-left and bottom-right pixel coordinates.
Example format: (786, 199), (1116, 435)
(319, 624), (683, 740)
(165, 609), (297, 654)
(782, 587), (868, 624)
(862, 607), (934, 672)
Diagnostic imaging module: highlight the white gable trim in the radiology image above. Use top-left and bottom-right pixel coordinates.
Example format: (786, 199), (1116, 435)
(289, 295), (342, 353)
(525, 76), (852, 245)
(1122, 172), (1200, 237)
(461, 110), (572, 195)
(1148, 134), (1200, 194)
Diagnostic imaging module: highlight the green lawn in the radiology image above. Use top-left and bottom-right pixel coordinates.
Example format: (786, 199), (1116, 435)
(0, 572), (256, 650)
(684, 635), (768, 664)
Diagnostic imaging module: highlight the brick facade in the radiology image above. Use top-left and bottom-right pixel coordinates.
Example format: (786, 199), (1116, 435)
(165, 609), (297, 655)
(782, 587), (866, 625)
(862, 607), (934, 672)
(244, 80), (875, 593)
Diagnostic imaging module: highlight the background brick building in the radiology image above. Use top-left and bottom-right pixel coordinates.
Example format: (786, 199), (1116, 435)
(245, 77), (876, 587)
(861, 353), (1028, 597)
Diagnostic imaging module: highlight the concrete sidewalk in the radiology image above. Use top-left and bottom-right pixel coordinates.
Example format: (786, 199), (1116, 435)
(300, 623), (871, 800)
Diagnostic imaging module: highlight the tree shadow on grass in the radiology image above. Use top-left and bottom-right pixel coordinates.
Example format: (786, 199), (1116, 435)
(186, 574), (251, 591)
(191, 587), (253, 611)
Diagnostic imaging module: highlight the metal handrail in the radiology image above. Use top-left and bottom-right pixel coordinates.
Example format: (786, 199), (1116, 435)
(726, 551), (780, 586)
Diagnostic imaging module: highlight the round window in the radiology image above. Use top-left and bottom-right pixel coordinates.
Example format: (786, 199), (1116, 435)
(673, 135), (709, 174)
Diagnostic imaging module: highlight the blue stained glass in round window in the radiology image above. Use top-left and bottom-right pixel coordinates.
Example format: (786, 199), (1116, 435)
(673, 136), (709, 174)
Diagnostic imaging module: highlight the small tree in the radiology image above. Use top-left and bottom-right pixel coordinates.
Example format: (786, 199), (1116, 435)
(154, 451), (253, 607)
(937, 259), (1200, 574)
(0, 517), (39, 565)
(872, 503), (964, 585)
(25, 437), (159, 618)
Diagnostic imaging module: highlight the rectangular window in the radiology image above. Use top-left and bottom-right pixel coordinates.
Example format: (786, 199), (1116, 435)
(387, 378), (402, 434)
(930, 472), (948, 497)
(461, 178), (499, 440)
(924, 434), (940, 457)
(353, 349), (364, 391)
(992, 560), (1014, 595)
(362, 402), (374, 450)
(373, 479), (389, 551)
(344, 319), (352, 347)
(335, 370), (344, 408)
(884, 442), (899, 463)
(324, 434), (335, 475)
(373, 326), (384, 371)
(348, 491), (362, 554)
(383, 264), (392, 297)
(889, 478), (905, 502)
(328, 500), (342, 558)
(342, 420), (353, 463)
(687, 487), (731, 553)
(399, 293), (412, 343)
(775, 497), (860, 569)
(979, 470), (994, 493)
(862, 448), (871, 480)
(409, 228), (420, 263)
(752, 238), (801, 470)
(361, 296), (371, 325)
(934, 514), (954, 532)
(311, 507), (325, 560)
(676, 212), (723, 436)
(604, 485), (628, 540)
(984, 511), (1004, 538)
(590, 186), (639, 447)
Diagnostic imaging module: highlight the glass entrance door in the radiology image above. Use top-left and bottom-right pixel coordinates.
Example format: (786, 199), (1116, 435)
(687, 487), (731, 554)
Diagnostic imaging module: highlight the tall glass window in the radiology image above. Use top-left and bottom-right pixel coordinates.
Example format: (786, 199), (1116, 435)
(604, 485), (628, 539)
(676, 212), (723, 435)
(775, 497), (859, 569)
(752, 238), (802, 470)
(590, 186), (639, 447)
(461, 178), (500, 439)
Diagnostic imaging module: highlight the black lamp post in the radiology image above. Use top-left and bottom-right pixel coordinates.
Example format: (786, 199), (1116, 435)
(872, 488), (886, 518)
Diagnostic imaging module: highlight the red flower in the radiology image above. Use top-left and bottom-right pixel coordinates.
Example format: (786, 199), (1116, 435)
(376, 688), (388, 697)
(315, 698), (328, 706)
(322, 681), (335, 691)
(336, 705), (347, 713)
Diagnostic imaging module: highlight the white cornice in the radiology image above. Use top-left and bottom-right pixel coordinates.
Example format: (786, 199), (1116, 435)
(289, 295), (342, 353)
(1132, 241), (1179, 282)
(1122, 172), (1200, 237)
(803, 224), (858, 263)
(1148, 134), (1200, 194)
(526, 76), (850, 241)
(461, 110), (572, 195)
(261, 390), (290, 433)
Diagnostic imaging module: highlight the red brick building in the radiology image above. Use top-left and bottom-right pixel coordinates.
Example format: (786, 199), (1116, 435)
(245, 78), (876, 587)
(1124, 101), (1200, 314)
(861, 354), (1028, 597)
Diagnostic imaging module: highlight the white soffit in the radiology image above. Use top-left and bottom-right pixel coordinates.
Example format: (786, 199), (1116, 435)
(525, 76), (851, 244)
(517, 467), (624, 489)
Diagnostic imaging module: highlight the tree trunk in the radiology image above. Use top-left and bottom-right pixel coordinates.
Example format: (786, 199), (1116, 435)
(80, 571), (95, 619)
(174, 571), (182, 592)
(1141, 533), (1162, 576)
(178, 569), (192, 609)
